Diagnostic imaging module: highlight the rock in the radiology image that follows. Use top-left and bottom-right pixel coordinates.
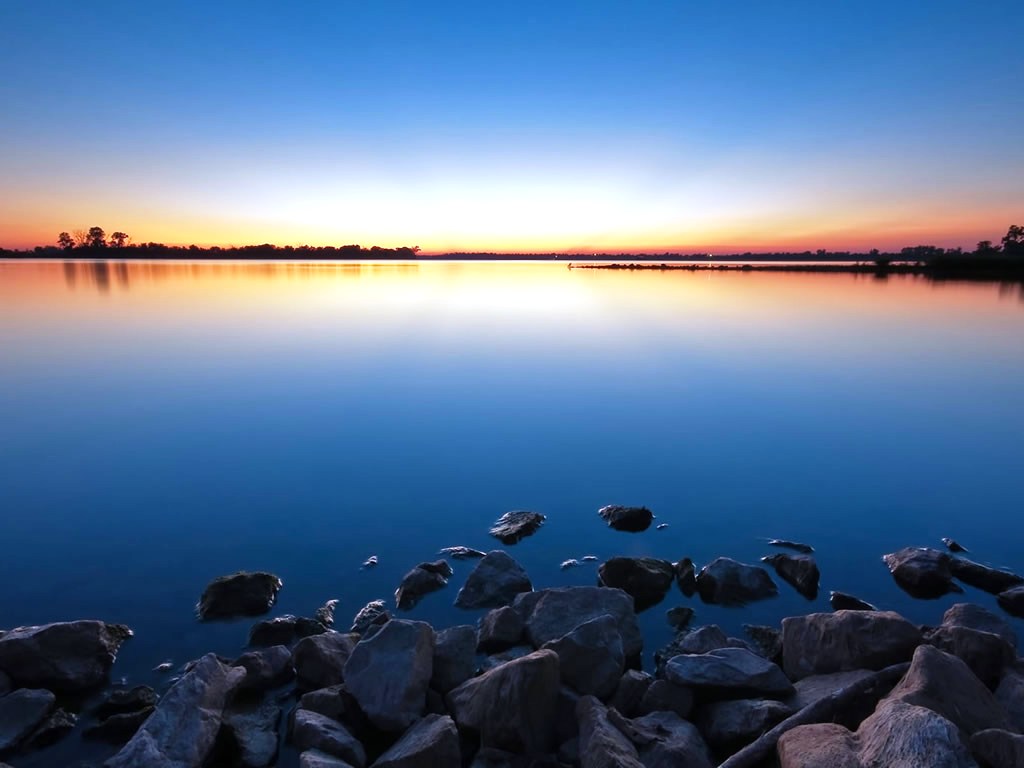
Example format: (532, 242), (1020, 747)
(597, 505), (653, 533)
(455, 550), (533, 609)
(768, 539), (814, 554)
(223, 702), (280, 768)
(315, 599), (339, 627)
(248, 614), (327, 647)
(942, 603), (1017, 645)
(744, 624), (783, 661)
(597, 557), (675, 611)
(666, 606), (695, 632)
(950, 558), (1024, 594)
(439, 546), (487, 560)
(480, 645), (534, 672)
(25, 707), (77, 749)
(632, 710), (713, 768)
(478, 606), (524, 652)
(556, 685), (582, 743)
(882, 547), (963, 599)
(395, 561), (452, 610)
(85, 708), (155, 743)
(344, 619), (434, 732)
(997, 585), (1024, 618)
(514, 586), (643, 659)
(829, 591), (877, 611)
(197, 571), (282, 619)
(782, 610), (922, 680)
(558, 737), (580, 764)
(0, 671), (9, 697)
(293, 633), (360, 691)
(665, 647), (794, 696)
(656, 523), (669, 530)
(350, 600), (390, 637)
(576, 695), (643, 768)
(943, 537), (968, 553)
(0, 620), (132, 692)
(674, 558), (697, 596)
(105, 653), (246, 768)
(292, 710), (366, 767)
(638, 679), (694, 719)
(653, 625), (746, 676)
(695, 697), (793, 750)
(762, 553), (820, 600)
(561, 559), (582, 570)
(0, 688), (56, 753)
(446, 649), (560, 754)
(924, 625), (1014, 688)
(489, 510), (546, 544)
(235, 645), (294, 692)
(361, 556), (378, 570)
(371, 714), (460, 767)
(542, 614), (624, 699)
(96, 686), (159, 719)
(788, 670), (877, 726)
(301, 750), (358, 768)
(610, 670), (653, 718)
(695, 557), (778, 605)
(432, 625), (477, 694)
(887, 644), (1010, 736)
(996, 669), (1024, 732)
(971, 728), (1024, 768)
(777, 722), (862, 768)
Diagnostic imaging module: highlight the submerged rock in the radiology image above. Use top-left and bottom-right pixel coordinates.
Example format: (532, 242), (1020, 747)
(455, 550), (533, 609)
(513, 586), (643, 659)
(361, 555), (378, 570)
(439, 546), (486, 560)
(395, 560), (453, 610)
(597, 505), (653, 533)
(666, 606), (695, 632)
(349, 600), (390, 636)
(597, 557), (675, 611)
(762, 553), (820, 600)
(674, 558), (697, 597)
(561, 559), (582, 570)
(883, 547), (962, 599)
(830, 590), (877, 611)
(85, 708), (155, 744)
(949, 557), (1024, 594)
(942, 537), (967, 553)
(0, 620), (132, 692)
(489, 510), (546, 545)
(768, 538), (814, 554)
(696, 557), (777, 606)
(197, 571), (282, 620)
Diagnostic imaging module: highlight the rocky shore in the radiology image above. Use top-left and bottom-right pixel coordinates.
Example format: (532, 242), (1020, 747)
(2, 516), (1024, 768)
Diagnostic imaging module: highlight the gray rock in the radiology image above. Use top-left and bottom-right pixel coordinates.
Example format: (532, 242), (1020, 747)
(971, 728), (1024, 768)
(514, 586), (643, 659)
(344, 619), (434, 732)
(350, 600), (390, 637)
(788, 669), (874, 712)
(489, 510), (546, 544)
(431, 624), (477, 694)
(666, 606), (695, 632)
(665, 647), (794, 696)
(941, 603), (1017, 646)
(597, 505), (653, 533)
(997, 585), (1024, 618)
(743, 624), (783, 661)
(479, 644), (534, 672)
(883, 547), (963, 599)
(943, 537), (968, 553)
(478, 606), (524, 652)
(0, 688), (56, 753)
(395, 561), (452, 610)
(197, 571), (282, 620)
(858, 699), (975, 767)
(610, 670), (653, 718)
(694, 698), (792, 749)
(542, 614), (624, 699)
(105, 653), (246, 768)
(439, 546), (487, 560)
(292, 710), (366, 767)
(84, 707), (155, 743)
(26, 707), (77, 749)
(949, 558), (1024, 595)
(995, 668), (1024, 732)
(637, 679), (694, 719)
(300, 750), (357, 768)
(695, 557), (777, 605)
(224, 702), (281, 768)
(762, 553), (820, 600)
(446, 649), (560, 754)
(293, 632), (360, 691)
(95, 685), (159, 719)
(297, 685), (362, 727)
(248, 614), (327, 647)
(769, 539), (814, 554)
(0, 620), (132, 692)
(597, 557), (675, 611)
(632, 710), (714, 768)
(235, 645), (294, 692)
(455, 550), (533, 609)
(576, 695), (643, 768)
(829, 591), (877, 611)
(370, 713), (460, 767)
(678, 625), (732, 654)
(924, 624), (1014, 688)
(674, 558), (697, 597)
(781, 610), (921, 680)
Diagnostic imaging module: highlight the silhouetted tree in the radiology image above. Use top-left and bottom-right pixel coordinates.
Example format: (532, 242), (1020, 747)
(72, 229), (90, 247)
(110, 231), (129, 248)
(57, 232), (74, 250)
(87, 227), (107, 248)
(1002, 225), (1024, 256)
(976, 240), (1001, 256)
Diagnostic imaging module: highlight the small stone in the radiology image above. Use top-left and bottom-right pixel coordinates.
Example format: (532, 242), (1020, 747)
(197, 571), (282, 620)
(489, 510), (546, 544)
(597, 505), (653, 533)
(395, 561), (452, 610)
(666, 606), (695, 631)
(829, 591), (876, 611)
(349, 600), (390, 636)
(439, 546), (486, 560)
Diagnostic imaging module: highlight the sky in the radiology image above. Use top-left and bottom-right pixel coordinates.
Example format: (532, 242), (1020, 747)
(1, 0), (1022, 254)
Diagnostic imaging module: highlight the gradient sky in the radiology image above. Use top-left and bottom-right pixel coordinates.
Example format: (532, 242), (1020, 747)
(1, 0), (1022, 253)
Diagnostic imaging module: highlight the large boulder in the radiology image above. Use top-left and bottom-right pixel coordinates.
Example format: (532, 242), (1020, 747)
(949, 558), (1024, 595)
(637, 679), (694, 719)
(610, 670), (653, 718)
(235, 645), (294, 692)
(0, 688), (56, 754)
(344, 619), (434, 732)
(248, 614), (327, 647)
(576, 695), (643, 768)
(996, 668), (1024, 732)
(924, 604), (1015, 687)
(478, 606), (524, 652)
(223, 702), (281, 768)
(513, 586), (642, 659)
(371, 714), (460, 767)
(293, 633), (360, 692)
(489, 510), (545, 544)
(541, 614), (624, 699)
(197, 571), (282, 620)
(695, 558), (777, 605)
(940, 603), (1017, 645)
(781, 610), (922, 680)
(971, 729), (1024, 768)
(787, 670), (878, 728)
(882, 547), (963, 599)
(446, 649), (561, 754)
(431, 625), (477, 694)
(292, 710), (366, 767)
(394, 561), (452, 610)
(105, 653), (246, 768)
(0, 620), (132, 692)
(762, 553), (820, 600)
(597, 557), (675, 611)
(597, 505), (653, 533)
(455, 550), (533, 609)
(632, 710), (714, 768)
(665, 647), (794, 697)
(695, 697), (793, 750)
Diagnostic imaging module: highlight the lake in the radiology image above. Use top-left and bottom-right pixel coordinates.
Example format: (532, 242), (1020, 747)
(1, 259), (1023, 765)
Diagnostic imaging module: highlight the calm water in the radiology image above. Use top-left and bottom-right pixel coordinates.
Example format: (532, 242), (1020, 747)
(2, 260), (1023, 764)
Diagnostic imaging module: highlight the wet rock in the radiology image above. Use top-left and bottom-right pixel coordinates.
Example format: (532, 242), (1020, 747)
(782, 610), (921, 680)
(637, 679), (694, 719)
(96, 686), (159, 719)
(949, 557), (1024, 595)
(361, 556), (378, 570)
(581, 555), (599, 563)
(105, 653), (246, 768)
(248, 614), (327, 647)
(971, 728), (1024, 768)
(455, 550), (533, 609)
(223, 702), (280, 768)
(561, 559), (581, 570)
(829, 591), (876, 611)
(674, 558), (697, 597)
(85, 708), (155, 743)
(695, 557), (777, 605)
(344, 619), (434, 732)
(610, 670), (653, 717)
(743, 624), (783, 662)
(665, 647), (794, 696)
(0, 688), (56, 753)
(372, 713), (460, 768)
(292, 710), (366, 767)
(489, 510), (546, 545)
(439, 546), (486, 560)
(576, 695), (643, 768)
(446, 649), (560, 754)
(395, 561), (452, 610)
(695, 697), (793, 750)
(514, 586), (643, 659)
(768, 539), (814, 554)
(197, 571), (282, 620)
(431, 625), (477, 694)
(300, 749), (357, 767)
(656, 523), (669, 530)
(350, 600), (390, 637)
(293, 632), (360, 692)
(666, 606), (695, 632)
(597, 557), (675, 611)
(0, 620), (132, 692)
(597, 505), (653, 533)
(762, 553), (820, 600)
(883, 547), (963, 599)
(924, 607), (1015, 687)
(478, 606), (524, 652)
(996, 668), (1024, 732)
(542, 614), (624, 699)
(632, 710), (713, 768)
(942, 537), (968, 553)
(235, 645), (294, 692)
